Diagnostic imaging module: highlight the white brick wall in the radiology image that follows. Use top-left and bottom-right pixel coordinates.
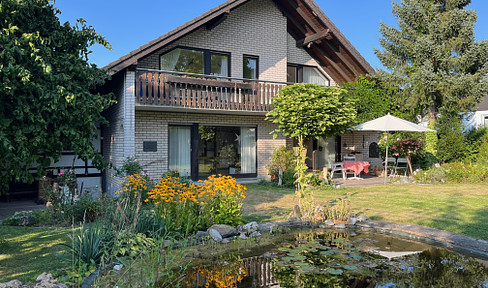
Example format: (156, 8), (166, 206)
(102, 71), (136, 195)
(134, 111), (287, 180)
(138, 0), (288, 82)
(341, 131), (383, 168)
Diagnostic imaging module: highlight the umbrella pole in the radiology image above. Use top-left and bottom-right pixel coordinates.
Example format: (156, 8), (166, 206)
(384, 132), (389, 185)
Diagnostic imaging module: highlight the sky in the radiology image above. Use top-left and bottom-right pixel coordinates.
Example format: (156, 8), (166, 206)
(54, 0), (488, 71)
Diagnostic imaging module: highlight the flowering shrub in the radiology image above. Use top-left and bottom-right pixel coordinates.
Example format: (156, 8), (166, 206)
(200, 175), (247, 227)
(117, 171), (154, 203)
(58, 169), (77, 188)
(145, 174), (247, 233)
(391, 138), (422, 157)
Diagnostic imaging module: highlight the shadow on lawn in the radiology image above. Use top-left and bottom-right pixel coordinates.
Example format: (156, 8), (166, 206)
(0, 227), (70, 283)
(415, 196), (488, 240)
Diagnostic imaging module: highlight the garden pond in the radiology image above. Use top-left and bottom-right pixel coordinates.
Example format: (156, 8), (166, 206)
(182, 227), (488, 288)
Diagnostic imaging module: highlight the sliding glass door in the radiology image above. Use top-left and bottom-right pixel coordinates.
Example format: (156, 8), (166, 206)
(169, 126), (191, 177)
(240, 127), (256, 174)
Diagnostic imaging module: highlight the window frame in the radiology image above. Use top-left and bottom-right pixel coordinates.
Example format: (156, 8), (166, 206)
(287, 63), (329, 85)
(159, 46), (231, 76)
(243, 55), (259, 80)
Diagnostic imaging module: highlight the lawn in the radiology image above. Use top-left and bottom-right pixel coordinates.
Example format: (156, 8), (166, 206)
(0, 226), (71, 283)
(242, 183), (488, 240)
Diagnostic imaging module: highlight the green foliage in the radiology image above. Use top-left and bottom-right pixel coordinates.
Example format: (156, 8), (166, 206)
(374, 0), (488, 123)
(114, 156), (144, 177)
(60, 222), (109, 266)
(266, 84), (356, 206)
(266, 146), (295, 185)
(266, 84), (357, 141)
(0, 0), (114, 193)
(435, 114), (467, 163)
(344, 76), (403, 124)
(414, 162), (488, 184)
(111, 230), (154, 263)
(464, 127), (488, 162)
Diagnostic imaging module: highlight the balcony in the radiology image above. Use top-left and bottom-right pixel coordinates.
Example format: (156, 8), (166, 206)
(135, 69), (288, 113)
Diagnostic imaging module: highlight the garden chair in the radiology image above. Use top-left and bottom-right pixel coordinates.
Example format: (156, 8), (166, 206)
(382, 157), (397, 177)
(395, 158), (409, 176)
(330, 163), (346, 179)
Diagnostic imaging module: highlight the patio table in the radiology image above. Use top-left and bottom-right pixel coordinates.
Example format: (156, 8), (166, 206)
(343, 161), (370, 180)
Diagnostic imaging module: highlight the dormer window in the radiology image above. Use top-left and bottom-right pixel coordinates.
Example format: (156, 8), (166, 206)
(160, 47), (229, 77)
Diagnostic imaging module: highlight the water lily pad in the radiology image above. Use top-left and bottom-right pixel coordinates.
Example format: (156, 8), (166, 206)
(326, 268), (343, 275)
(320, 250), (338, 256)
(343, 265), (357, 271)
(295, 262), (315, 273)
(348, 253), (362, 260)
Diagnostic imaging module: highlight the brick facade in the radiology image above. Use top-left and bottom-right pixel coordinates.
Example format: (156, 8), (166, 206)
(102, 0), (349, 194)
(134, 111), (286, 181)
(102, 71), (136, 195)
(341, 131), (383, 169)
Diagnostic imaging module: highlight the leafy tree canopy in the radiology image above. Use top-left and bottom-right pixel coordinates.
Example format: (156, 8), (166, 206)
(0, 0), (114, 190)
(374, 0), (488, 122)
(344, 76), (411, 124)
(266, 84), (356, 143)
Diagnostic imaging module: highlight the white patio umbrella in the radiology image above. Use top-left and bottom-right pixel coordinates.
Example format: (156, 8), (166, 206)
(355, 113), (435, 184)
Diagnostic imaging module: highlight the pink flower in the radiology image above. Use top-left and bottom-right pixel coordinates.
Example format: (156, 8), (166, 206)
(69, 169), (73, 173)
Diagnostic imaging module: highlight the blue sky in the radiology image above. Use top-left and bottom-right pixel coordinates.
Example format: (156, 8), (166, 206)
(55, 0), (488, 71)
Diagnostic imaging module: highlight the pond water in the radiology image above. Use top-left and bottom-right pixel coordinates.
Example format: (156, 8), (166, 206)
(182, 228), (488, 288)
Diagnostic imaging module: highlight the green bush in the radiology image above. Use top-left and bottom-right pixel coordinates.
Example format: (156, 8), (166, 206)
(436, 114), (467, 163)
(68, 195), (102, 223)
(266, 146), (295, 186)
(414, 162), (488, 184)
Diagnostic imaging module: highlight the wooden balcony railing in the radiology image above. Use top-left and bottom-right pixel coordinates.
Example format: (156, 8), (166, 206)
(136, 69), (289, 112)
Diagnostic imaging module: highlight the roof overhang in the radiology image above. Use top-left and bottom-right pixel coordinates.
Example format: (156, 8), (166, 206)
(103, 0), (375, 84)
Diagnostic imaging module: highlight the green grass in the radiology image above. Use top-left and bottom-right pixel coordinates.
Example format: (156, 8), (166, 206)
(242, 183), (488, 240)
(0, 226), (71, 283)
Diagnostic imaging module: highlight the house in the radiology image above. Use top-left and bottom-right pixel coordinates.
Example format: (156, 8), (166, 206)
(100, 0), (375, 194)
(465, 95), (488, 129)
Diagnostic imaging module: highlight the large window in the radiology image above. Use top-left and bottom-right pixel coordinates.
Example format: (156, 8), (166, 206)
(287, 64), (329, 86)
(243, 55), (258, 80)
(160, 47), (230, 76)
(198, 126), (256, 177)
(484, 116), (488, 127)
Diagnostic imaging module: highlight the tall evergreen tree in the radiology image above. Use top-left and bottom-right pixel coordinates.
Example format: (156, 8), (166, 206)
(374, 0), (488, 123)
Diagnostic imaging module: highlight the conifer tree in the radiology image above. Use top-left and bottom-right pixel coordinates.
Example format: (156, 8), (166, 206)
(375, 0), (488, 123)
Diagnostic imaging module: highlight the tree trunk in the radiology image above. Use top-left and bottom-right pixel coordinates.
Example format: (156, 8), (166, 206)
(278, 168), (283, 186)
(406, 156), (414, 176)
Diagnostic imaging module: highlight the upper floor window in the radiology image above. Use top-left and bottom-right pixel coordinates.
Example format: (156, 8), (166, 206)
(243, 55), (258, 80)
(484, 116), (488, 126)
(287, 64), (329, 86)
(160, 47), (229, 77)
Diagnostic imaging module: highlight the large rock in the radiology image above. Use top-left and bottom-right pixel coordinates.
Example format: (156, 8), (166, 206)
(208, 224), (238, 238)
(240, 222), (259, 235)
(0, 280), (23, 288)
(258, 222), (276, 232)
(208, 228), (223, 242)
(195, 231), (209, 241)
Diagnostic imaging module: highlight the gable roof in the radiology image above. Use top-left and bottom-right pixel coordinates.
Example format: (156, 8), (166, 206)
(103, 0), (375, 84)
(478, 95), (488, 111)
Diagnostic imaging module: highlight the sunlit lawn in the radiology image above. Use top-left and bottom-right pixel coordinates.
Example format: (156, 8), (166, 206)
(0, 226), (71, 283)
(242, 183), (488, 240)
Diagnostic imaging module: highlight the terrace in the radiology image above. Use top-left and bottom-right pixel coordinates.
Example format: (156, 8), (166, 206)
(136, 68), (289, 114)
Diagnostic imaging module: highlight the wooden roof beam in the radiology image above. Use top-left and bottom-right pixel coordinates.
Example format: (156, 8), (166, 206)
(206, 11), (230, 30)
(285, 0), (320, 32)
(273, 0), (307, 35)
(296, 29), (330, 47)
(322, 40), (361, 76)
(309, 45), (354, 83)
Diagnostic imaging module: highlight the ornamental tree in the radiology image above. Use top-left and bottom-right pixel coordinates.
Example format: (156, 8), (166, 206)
(266, 84), (356, 201)
(0, 0), (114, 193)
